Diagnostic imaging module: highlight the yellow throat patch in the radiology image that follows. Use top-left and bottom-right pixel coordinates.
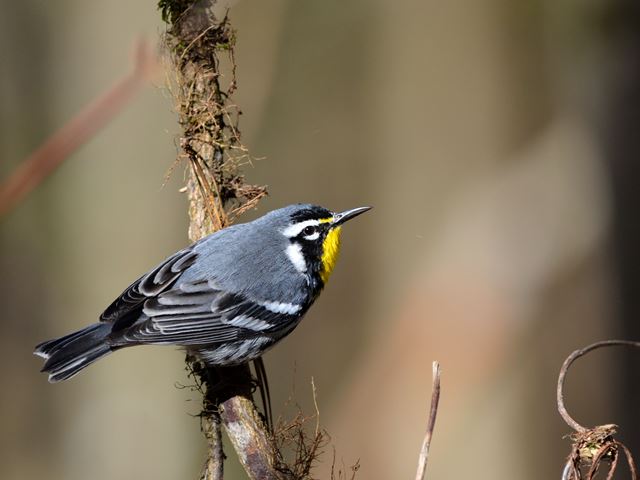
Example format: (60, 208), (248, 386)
(320, 225), (342, 284)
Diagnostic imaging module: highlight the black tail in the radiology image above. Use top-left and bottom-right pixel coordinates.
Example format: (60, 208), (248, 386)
(34, 323), (112, 382)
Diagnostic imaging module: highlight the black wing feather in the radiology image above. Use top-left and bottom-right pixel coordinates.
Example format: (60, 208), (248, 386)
(120, 285), (300, 346)
(98, 247), (300, 347)
(100, 248), (197, 328)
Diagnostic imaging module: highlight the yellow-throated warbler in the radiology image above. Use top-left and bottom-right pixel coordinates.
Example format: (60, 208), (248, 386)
(35, 204), (370, 382)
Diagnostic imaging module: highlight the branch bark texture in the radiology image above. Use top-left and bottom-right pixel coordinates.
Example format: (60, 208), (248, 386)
(159, 1), (271, 479)
(221, 395), (279, 480)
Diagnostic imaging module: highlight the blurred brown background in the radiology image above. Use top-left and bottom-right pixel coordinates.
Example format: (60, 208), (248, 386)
(1, 0), (638, 479)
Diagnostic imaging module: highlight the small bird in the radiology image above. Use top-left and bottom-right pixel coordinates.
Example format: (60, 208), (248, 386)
(35, 204), (370, 382)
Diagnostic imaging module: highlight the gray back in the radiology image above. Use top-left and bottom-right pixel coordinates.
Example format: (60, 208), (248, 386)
(182, 206), (310, 304)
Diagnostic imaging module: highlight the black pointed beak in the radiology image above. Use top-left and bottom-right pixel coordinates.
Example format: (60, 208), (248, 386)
(332, 206), (372, 226)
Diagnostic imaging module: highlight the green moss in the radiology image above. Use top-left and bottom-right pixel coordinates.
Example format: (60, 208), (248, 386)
(158, 0), (197, 24)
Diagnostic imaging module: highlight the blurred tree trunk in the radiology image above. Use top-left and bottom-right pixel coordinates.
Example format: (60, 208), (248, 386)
(605, 0), (640, 456)
(1, 3), (192, 480)
(0, 2), (54, 479)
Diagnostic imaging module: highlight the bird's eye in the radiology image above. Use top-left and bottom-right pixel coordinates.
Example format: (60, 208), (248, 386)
(302, 226), (317, 237)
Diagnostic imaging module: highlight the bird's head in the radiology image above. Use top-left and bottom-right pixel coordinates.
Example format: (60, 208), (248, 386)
(273, 204), (371, 286)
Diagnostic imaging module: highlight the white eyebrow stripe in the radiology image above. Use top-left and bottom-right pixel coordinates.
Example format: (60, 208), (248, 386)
(282, 219), (321, 238)
(285, 243), (307, 273)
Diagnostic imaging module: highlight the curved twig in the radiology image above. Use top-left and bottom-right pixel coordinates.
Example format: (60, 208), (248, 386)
(586, 442), (616, 479)
(561, 458), (578, 480)
(558, 340), (640, 480)
(584, 441), (637, 480)
(557, 340), (640, 433)
(618, 442), (638, 480)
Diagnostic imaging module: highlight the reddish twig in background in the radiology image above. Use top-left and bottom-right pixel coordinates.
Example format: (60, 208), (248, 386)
(414, 361), (442, 480)
(557, 340), (640, 480)
(0, 39), (158, 218)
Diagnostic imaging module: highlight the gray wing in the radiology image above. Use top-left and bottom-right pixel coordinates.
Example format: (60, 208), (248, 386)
(100, 234), (304, 347)
(117, 280), (303, 346)
(100, 247), (198, 328)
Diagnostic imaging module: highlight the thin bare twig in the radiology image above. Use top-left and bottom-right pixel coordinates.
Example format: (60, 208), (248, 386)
(272, 378), (329, 479)
(415, 361), (442, 480)
(0, 39), (157, 218)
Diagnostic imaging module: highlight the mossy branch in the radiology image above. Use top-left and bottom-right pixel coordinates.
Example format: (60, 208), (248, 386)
(161, 0), (266, 239)
(159, 2), (354, 479)
(159, 1), (272, 479)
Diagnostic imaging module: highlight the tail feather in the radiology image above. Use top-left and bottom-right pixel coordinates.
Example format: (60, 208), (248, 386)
(35, 323), (112, 382)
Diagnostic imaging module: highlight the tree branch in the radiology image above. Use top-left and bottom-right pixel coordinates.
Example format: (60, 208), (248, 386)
(221, 395), (279, 479)
(159, 1), (272, 479)
(199, 409), (224, 480)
